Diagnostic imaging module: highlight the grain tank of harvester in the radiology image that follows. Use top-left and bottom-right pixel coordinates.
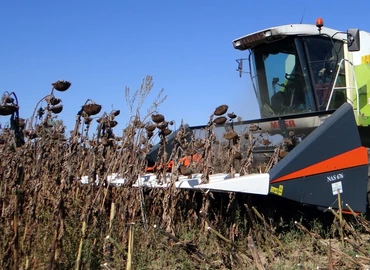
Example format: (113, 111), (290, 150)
(112, 18), (370, 215)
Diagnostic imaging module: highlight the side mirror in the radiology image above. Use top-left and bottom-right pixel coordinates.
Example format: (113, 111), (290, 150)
(347, 29), (360, 52)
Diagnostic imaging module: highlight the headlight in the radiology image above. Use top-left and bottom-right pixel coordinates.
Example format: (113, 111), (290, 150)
(264, 30), (272, 37)
(234, 40), (242, 47)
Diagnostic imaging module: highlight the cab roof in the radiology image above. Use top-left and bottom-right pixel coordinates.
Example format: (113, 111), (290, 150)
(233, 24), (346, 50)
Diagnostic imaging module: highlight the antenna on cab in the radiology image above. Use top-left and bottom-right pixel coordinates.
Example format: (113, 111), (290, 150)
(300, 7), (307, 24)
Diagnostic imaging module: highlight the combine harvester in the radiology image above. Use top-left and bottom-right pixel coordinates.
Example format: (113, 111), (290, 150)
(105, 18), (370, 215)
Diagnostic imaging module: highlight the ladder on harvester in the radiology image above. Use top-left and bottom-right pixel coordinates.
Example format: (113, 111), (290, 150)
(326, 58), (359, 115)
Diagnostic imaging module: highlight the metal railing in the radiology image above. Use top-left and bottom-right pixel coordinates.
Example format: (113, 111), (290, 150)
(326, 58), (359, 113)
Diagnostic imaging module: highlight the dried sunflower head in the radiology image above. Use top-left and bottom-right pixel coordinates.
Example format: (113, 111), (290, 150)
(161, 128), (172, 136)
(111, 109), (120, 117)
(151, 113), (165, 124)
(223, 130), (238, 141)
(0, 104), (18, 116)
(213, 116), (227, 125)
(227, 112), (237, 119)
(214, 104), (228, 116)
(145, 123), (156, 132)
(83, 103), (102, 116)
(49, 105), (63, 114)
(52, 80), (71, 91)
(2, 96), (14, 104)
(157, 121), (168, 130)
(46, 96), (61, 106)
(193, 139), (205, 149)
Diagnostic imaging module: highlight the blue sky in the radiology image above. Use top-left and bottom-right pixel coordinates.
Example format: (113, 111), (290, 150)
(1, 1), (369, 133)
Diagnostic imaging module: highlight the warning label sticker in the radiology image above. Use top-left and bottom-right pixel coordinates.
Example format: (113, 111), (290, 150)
(331, 181), (343, 195)
(270, 185), (283, 196)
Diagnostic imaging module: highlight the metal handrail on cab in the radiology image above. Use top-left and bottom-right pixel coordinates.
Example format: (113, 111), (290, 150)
(326, 58), (359, 113)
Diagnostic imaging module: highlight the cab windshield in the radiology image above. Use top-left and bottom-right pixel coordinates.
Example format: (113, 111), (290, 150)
(252, 36), (345, 118)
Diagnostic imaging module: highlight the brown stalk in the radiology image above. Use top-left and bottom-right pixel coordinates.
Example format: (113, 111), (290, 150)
(103, 202), (116, 263)
(201, 216), (234, 247)
(153, 224), (210, 265)
(355, 254), (370, 262)
(247, 232), (265, 270)
(75, 220), (87, 270)
(105, 236), (127, 256)
(251, 206), (284, 250)
(294, 221), (321, 239)
(328, 239), (334, 270)
(328, 207), (360, 241)
(201, 125), (215, 184)
(244, 204), (257, 229)
(346, 204), (370, 233)
(324, 242), (365, 268)
(12, 166), (23, 270)
(13, 182), (19, 269)
(126, 223), (135, 270)
(296, 221), (366, 268)
(344, 237), (370, 257)
(48, 225), (58, 270)
(337, 190), (344, 246)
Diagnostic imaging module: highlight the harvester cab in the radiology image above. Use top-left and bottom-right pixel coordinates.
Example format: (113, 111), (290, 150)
(233, 18), (370, 137)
